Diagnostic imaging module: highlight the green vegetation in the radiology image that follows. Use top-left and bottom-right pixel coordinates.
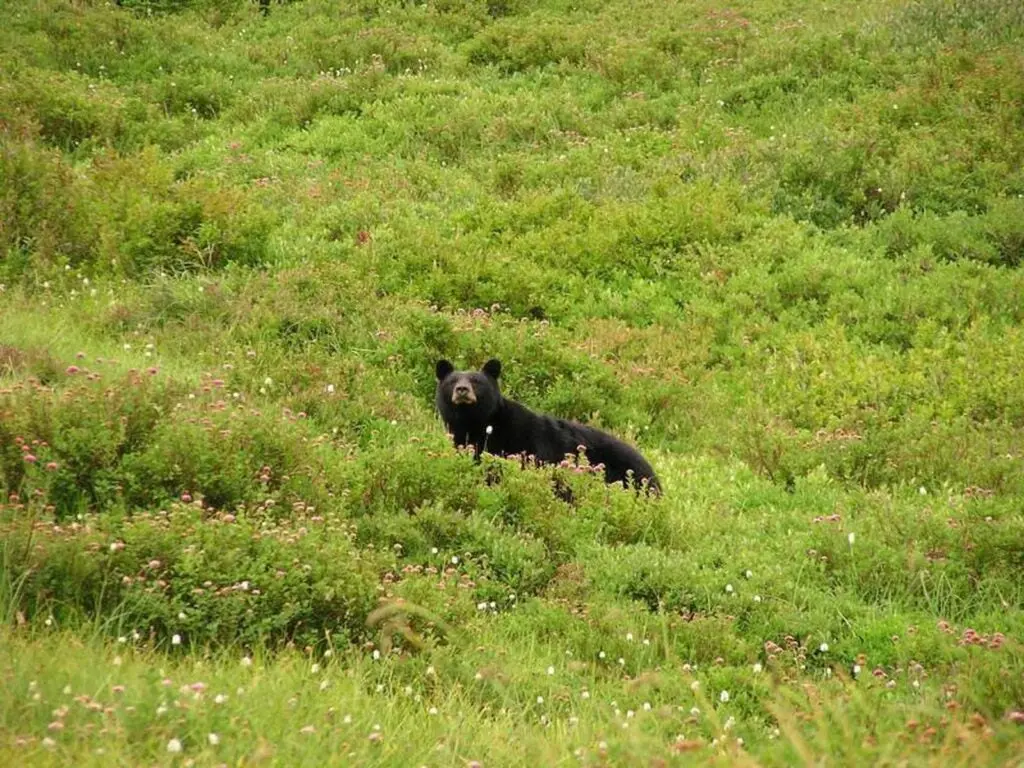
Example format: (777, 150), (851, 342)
(2, 0), (1023, 763)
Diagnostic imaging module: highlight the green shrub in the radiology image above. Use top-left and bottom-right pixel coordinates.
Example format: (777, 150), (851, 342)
(0, 137), (97, 274)
(2, 503), (384, 649)
(462, 18), (589, 72)
(877, 200), (1024, 267)
(1, 372), (183, 516)
(1, 69), (132, 151)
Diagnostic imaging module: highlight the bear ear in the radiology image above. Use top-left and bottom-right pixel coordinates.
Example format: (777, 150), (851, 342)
(435, 359), (454, 381)
(482, 358), (502, 380)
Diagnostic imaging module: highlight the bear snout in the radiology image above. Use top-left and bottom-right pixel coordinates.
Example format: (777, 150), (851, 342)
(451, 378), (477, 405)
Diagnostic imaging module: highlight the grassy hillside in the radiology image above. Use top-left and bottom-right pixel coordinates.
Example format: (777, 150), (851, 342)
(2, 0), (1023, 764)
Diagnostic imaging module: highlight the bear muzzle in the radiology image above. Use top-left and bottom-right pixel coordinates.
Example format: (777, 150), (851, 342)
(451, 378), (477, 405)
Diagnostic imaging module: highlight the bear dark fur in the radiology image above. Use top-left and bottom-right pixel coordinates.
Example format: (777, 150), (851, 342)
(435, 358), (661, 494)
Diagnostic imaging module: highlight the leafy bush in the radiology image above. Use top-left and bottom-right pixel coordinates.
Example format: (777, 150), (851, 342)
(0, 138), (97, 273)
(463, 19), (589, 72)
(876, 200), (1024, 267)
(2, 503), (384, 649)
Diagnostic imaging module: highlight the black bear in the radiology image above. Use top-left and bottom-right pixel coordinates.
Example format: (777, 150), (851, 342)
(435, 358), (661, 494)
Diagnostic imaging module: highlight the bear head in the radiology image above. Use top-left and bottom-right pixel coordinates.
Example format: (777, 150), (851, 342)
(435, 358), (503, 431)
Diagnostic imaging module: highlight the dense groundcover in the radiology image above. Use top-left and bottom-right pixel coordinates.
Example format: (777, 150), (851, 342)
(1, 0), (1023, 764)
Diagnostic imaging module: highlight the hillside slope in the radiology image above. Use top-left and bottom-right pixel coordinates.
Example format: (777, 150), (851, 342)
(2, 0), (1023, 764)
